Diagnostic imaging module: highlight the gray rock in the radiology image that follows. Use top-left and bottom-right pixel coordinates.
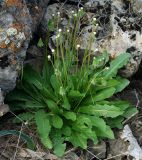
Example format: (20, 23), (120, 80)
(0, 0), (32, 92)
(0, 0), (50, 115)
(0, 89), (9, 116)
(132, 0), (142, 13)
(0, 0), (50, 92)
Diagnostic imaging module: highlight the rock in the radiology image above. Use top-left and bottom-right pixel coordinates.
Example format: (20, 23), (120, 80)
(0, 0), (32, 92)
(25, 0), (50, 32)
(132, 0), (142, 13)
(108, 125), (142, 160)
(0, 0), (50, 115)
(0, 0), (50, 93)
(41, 3), (78, 33)
(0, 89), (9, 116)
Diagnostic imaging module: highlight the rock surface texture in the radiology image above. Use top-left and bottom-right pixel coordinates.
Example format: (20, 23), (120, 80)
(0, 0), (32, 92)
(0, 0), (49, 115)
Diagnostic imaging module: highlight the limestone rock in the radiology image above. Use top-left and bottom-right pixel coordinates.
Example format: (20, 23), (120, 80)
(0, 0), (50, 116)
(86, 0), (142, 77)
(0, 0), (32, 92)
(0, 0), (50, 93)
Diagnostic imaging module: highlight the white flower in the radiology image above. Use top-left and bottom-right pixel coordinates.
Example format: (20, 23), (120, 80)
(74, 13), (77, 17)
(105, 67), (109, 70)
(47, 55), (51, 60)
(7, 28), (17, 36)
(56, 34), (60, 39)
(94, 48), (99, 52)
(71, 10), (75, 14)
(80, 7), (83, 10)
(93, 32), (96, 35)
(51, 49), (55, 53)
(57, 12), (60, 15)
(93, 57), (96, 59)
(79, 9), (81, 12)
(93, 17), (96, 21)
(67, 29), (70, 33)
(76, 44), (80, 49)
(58, 29), (62, 32)
(24, 121), (28, 125)
(52, 14), (55, 16)
(96, 23), (99, 26)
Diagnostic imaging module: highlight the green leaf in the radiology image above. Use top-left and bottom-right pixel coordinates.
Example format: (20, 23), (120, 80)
(50, 75), (60, 93)
(93, 51), (109, 69)
(42, 88), (57, 101)
(54, 143), (66, 157)
(62, 96), (71, 110)
(25, 101), (45, 109)
(115, 78), (130, 93)
(72, 115), (92, 131)
(79, 104), (124, 118)
(62, 126), (72, 136)
(94, 87), (116, 101)
(124, 107), (138, 118)
(45, 99), (61, 113)
(90, 116), (107, 132)
(6, 90), (32, 102)
(47, 20), (55, 31)
(51, 130), (66, 157)
(96, 125), (114, 139)
(64, 111), (76, 121)
(37, 38), (44, 48)
(107, 116), (124, 129)
(35, 110), (52, 149)
(51, 115), (63, 129)
(111, 100), (130, 111)
(95, 79), (120, 91)
(23, 65), (42, 86)
(42, 60), (53, 87)
(83, 87), (116, 105)
(68, 90), (85, 99)
(98, 100), (130, 111)
(69, 132), (87, 149)
(103, 53), (131, 79)
(0, 130), (35, 149)
(13, 113), (34, 123)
